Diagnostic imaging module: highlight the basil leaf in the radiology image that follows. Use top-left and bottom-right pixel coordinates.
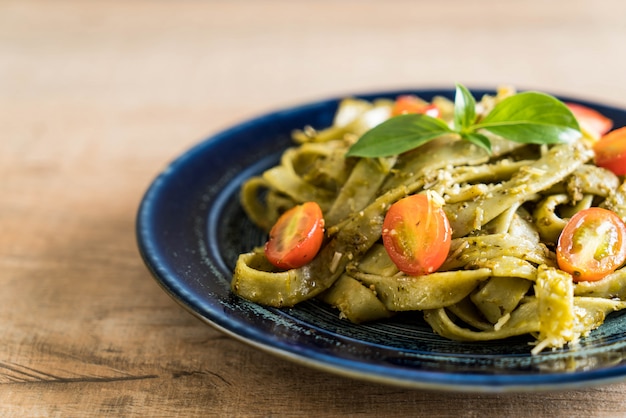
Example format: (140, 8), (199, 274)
(461, 132), (492, 154)
(454, 83), (477, 132)
(345, 86), (582, 159)
(474, 91), (581, 144)
(346, 113), (453, 158)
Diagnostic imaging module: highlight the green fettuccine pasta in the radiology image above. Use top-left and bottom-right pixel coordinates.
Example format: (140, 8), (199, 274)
(232, 88), (626, 354)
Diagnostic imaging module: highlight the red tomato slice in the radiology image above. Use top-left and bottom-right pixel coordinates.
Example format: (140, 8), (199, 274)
(392, 95), (440, 118)
(566, 102), (613, 139)
(264, 202), (325, 269)
(557, 207), (626, 282)
(382, 193), (451, 276)
(593, 126), (626, 175)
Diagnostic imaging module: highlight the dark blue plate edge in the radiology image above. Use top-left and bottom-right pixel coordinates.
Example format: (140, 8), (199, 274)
(135, 87), (626, 393)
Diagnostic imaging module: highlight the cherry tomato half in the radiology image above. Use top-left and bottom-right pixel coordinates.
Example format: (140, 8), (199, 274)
(264, 202), (325, 270)
(566, 102), (613, 139)
(382, 193), (452, 276)
(593, 126), (626, 175)
(392, 95), (440, 118)
(556, 207), (626, 282)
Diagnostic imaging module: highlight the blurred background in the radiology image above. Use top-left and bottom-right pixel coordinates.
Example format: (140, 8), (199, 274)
(4, 0), (624, 169)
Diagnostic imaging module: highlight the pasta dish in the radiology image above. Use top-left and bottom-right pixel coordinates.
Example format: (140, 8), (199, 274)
(231, 86), (626, 354)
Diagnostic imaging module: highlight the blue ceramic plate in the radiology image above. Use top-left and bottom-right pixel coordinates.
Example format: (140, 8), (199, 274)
(136, 88), (626, 392)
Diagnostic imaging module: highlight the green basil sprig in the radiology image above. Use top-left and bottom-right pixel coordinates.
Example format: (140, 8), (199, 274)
(345, 84), (581, 158)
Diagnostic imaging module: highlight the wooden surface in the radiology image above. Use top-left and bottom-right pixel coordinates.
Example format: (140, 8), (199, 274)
(3, 0), (626, 416)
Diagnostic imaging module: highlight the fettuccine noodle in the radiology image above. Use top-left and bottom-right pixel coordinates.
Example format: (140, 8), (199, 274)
(231, 88), (626, 354)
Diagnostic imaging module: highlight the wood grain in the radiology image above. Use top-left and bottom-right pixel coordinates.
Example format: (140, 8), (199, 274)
(3, 0), (626, 416)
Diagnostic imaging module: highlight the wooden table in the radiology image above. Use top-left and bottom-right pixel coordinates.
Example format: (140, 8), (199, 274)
(3, 0), (626, 416)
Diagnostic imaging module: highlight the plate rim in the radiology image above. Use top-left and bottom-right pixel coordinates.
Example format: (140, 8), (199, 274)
(136, 86), (626, 392)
